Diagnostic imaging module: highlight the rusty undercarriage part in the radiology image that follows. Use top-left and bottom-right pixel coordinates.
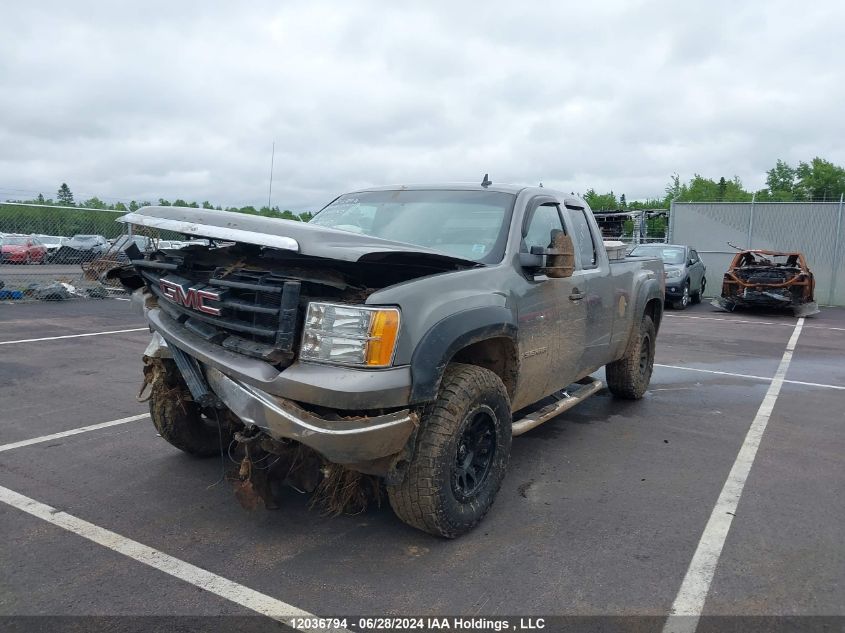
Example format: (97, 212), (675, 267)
(712, 249), (820, 317)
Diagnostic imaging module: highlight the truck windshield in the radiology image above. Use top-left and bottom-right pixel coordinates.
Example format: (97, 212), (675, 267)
(310, 189), (516, 263)
(630, 245), (685, 265)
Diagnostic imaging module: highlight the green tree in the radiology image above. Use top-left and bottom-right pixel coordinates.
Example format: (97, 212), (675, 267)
(583, 188), (619, 210)
(82, 196), (107, 209)
(765, 159), (797, 198)
(201, 201), (214, 209)
(619, 193), (627, 208)
(664, 173), (681, 202)
(795, 157), (845, 201)
(57, 183), (74, 205)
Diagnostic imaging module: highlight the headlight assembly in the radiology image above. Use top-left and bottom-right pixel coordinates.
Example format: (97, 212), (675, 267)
(664, 268), (683, 279)
(300, 302), (401, 367)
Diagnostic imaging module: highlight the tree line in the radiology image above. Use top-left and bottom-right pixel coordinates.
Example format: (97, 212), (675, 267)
(0, 185), (316, 238)
(16, 183), (315, 222)
(583, 156), (845, 210)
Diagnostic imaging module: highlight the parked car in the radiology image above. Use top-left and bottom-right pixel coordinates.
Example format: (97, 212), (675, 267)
(712, 249), (819, 317)
(51, 234), (110, 264)
(116, 184), (665, 537)
(0, 235), (48, 264)
(629, 243), (706, 309)
(34, 235), (69, 261)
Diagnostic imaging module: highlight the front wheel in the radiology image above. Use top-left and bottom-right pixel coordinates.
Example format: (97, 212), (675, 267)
(673, 283), (691, 310)
(387, 363), (512, 538)
(147, 358), (233, 456)
(605, 314), (656, 400)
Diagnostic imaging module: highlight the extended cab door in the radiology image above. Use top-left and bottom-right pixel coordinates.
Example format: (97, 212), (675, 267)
(558, 202), (614, 376)
(513, 199), (587, 409)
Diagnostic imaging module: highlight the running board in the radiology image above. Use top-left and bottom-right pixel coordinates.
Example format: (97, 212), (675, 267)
(511, 377), (604, 436)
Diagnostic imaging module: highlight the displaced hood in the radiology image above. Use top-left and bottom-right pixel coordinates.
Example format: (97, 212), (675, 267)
(117, 206), (479, 268)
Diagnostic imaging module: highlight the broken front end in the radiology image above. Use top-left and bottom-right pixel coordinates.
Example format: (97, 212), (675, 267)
(113, 206), (476, 512)
(712, 249), (820, 317)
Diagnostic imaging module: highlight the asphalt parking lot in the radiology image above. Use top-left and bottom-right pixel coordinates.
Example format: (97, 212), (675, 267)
(0, 299), (843, 632)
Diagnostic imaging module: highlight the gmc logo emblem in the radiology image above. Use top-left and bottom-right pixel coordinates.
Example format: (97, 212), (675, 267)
(159, 279), (222, 316)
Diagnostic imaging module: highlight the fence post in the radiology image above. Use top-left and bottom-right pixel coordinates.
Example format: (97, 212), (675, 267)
(829, 193), (844, 306)
(746, 192), (756, 249)
(668, 200), (675, 242)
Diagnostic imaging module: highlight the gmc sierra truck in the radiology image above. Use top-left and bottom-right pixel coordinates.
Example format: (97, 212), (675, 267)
(116, 182), (664, 538)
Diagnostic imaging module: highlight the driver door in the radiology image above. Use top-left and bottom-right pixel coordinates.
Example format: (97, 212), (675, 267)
(514, 201), (587, 409)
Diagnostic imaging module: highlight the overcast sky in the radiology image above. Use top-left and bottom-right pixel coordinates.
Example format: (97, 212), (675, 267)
(1, 1), (843, 211)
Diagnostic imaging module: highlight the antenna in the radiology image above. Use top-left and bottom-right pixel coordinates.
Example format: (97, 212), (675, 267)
(268, 141), (275, 209)
(481, 173), (492, 188)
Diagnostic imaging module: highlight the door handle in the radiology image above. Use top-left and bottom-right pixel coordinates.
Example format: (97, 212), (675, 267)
(569, 289), (584, 301)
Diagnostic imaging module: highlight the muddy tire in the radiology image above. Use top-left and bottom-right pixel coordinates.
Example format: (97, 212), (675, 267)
(148, 359), (231, 457)
(387, 363), (512, 538)
(605, 314), (656, 400)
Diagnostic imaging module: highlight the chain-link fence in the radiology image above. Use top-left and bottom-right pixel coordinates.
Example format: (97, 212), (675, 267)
(0, 202), (183, 301)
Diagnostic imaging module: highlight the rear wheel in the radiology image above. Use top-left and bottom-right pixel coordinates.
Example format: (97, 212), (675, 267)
(148, 358), (233, 456)
(605, 314), (656, 400)
(387, 363), (512, 538)
(691, 277), (705, 304)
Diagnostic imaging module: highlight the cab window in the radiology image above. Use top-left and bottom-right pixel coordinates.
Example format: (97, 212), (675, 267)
(523, 203), (564, 251)
(568, 208), (598, 268)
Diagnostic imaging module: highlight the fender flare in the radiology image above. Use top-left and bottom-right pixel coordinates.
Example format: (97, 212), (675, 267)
(409, 306), (518, 403)
(634, 276), (664, 331)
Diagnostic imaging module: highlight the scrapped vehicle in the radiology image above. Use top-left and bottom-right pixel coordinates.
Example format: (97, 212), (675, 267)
(0, 235), (48, 264)
(712, 249), (819, 317)
(52, 234), (110, 264)
(629, 244), (706, 310)
(115, 183), (665, 537)
(83, 235), (155, 284)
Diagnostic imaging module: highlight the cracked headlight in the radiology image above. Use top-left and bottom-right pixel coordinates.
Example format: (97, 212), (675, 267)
(300, 302), (401, 367)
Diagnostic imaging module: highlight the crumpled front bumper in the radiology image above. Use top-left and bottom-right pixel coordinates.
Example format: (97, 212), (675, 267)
(204, 367), (417, 464)
(144, 329), (418, 465)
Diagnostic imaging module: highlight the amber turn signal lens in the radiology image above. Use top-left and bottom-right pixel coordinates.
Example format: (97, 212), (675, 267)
(365, 309), (401, 366)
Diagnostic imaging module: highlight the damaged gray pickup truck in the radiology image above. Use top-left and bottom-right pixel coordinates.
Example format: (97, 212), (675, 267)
(115, 183), (664, 537)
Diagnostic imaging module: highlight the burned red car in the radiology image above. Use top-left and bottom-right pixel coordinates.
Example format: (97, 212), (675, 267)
(712, 249), (819, 317)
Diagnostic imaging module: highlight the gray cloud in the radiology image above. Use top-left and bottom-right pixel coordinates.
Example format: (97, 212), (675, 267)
(1, 0), (843, 211)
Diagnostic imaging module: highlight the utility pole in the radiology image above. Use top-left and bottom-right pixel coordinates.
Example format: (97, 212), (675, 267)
(268, 141), (275, 210)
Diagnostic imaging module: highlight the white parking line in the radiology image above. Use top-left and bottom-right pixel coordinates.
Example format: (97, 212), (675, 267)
(0, 485), (343, 633)
(655, 363), (845, 391)
(662, 318), (805, 633)
(0, 327), (147, 345)
(665, 313), (845, 332)
(0, 414), (151, 453)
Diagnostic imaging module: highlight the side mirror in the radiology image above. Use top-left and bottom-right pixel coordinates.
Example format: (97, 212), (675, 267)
(525, 230), (576, 279)
(688, 258), (695, 266)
